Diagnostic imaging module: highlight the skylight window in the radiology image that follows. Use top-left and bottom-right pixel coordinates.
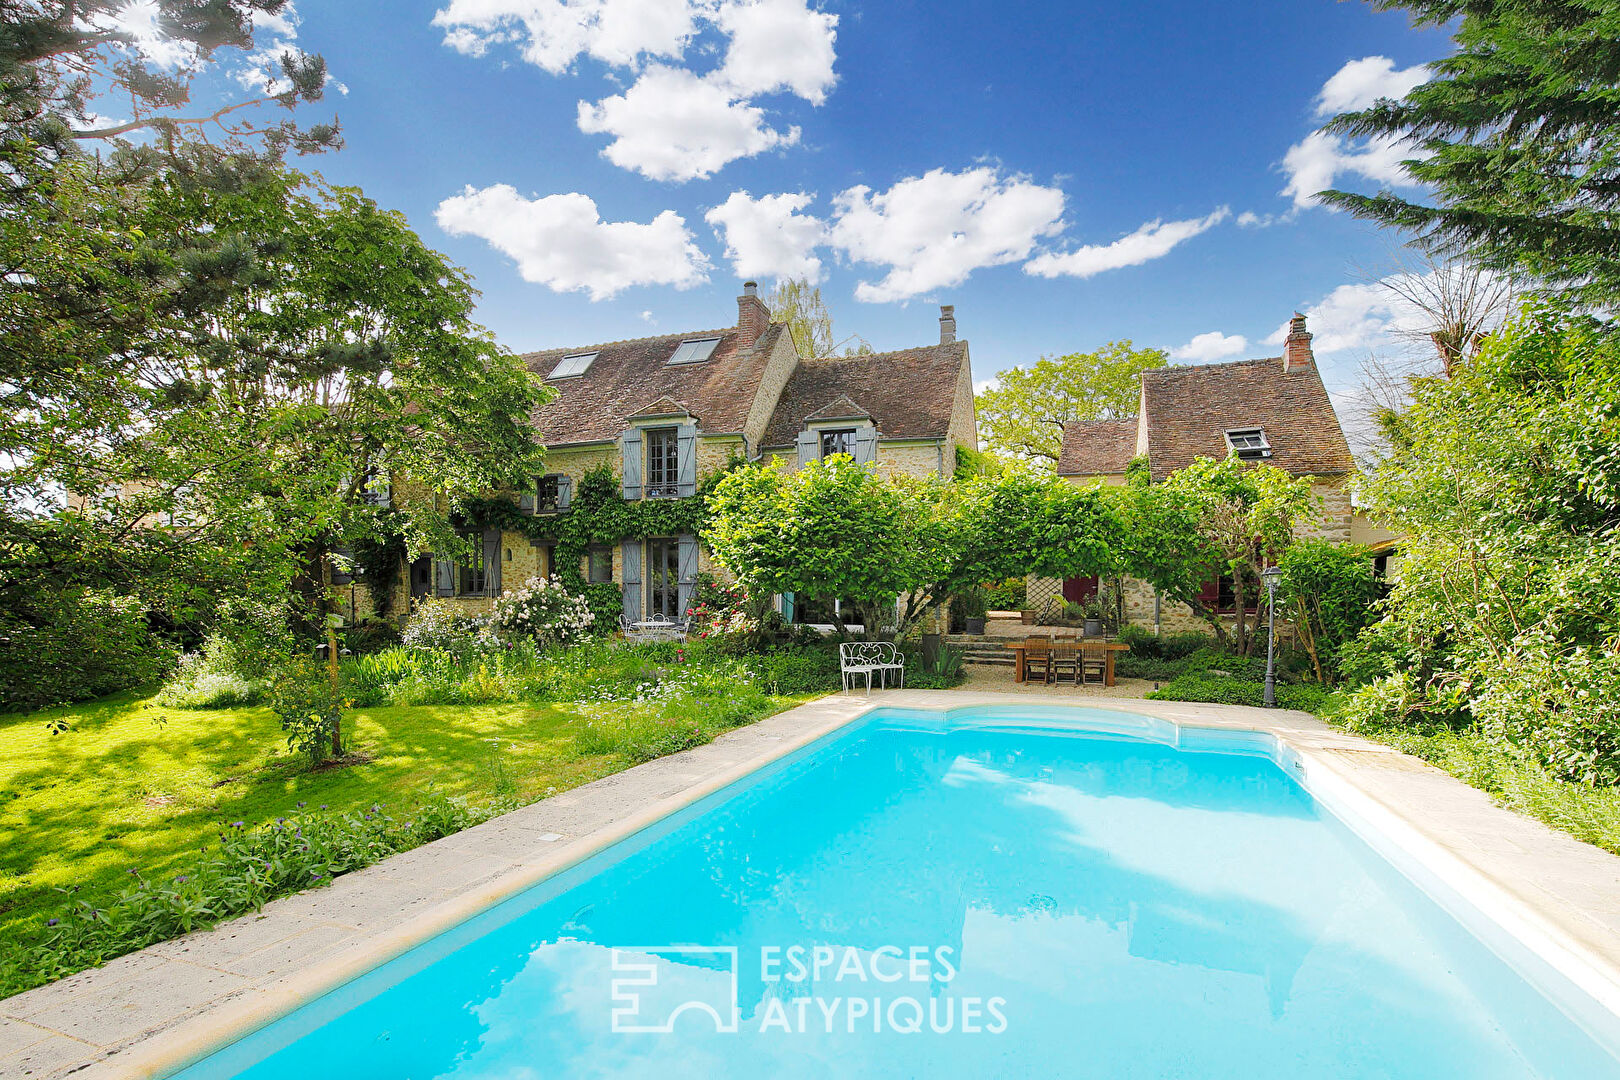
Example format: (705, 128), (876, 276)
(549, 352), (596, 379)
(667, 337), (720, 365)
(1225, 427), (1271, 460)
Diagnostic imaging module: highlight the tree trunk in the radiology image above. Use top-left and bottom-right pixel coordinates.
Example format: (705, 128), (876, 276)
(326, 622), (343, 758)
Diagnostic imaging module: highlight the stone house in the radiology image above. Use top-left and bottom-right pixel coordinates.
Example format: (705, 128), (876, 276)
(1044, 312), (1359, 634)
(371, 285), (977, 630)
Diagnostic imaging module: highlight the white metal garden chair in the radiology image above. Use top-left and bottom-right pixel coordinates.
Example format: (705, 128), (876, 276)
(839, 641), (904, 693)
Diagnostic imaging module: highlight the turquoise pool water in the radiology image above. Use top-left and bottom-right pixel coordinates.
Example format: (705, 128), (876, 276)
(175, 706), (1620, 1078)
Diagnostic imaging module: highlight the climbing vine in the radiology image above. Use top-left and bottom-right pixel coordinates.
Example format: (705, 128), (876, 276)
(465, 462), (741, 626)
(350, 526), (407, 619)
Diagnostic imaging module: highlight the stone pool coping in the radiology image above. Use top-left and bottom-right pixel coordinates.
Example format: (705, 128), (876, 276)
(6, 691), (1620, 1078)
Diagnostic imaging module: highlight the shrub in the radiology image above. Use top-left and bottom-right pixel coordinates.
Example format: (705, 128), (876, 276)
(746, 643), (842, 695)
(155, 634), (268, 709)
(1278, 541), (1383, 684)
(0, 796), (500, 997)
(400, 596), (485, 655)
(1, 589), (178, 714)
(983, 577), (1027, 610)
(342, 617), (402, 656)
(489, 575), (596, 648)
(1147, 674), (1329, 714)
(266, 656), (350, 762)
(1116, 624), (1212, 661)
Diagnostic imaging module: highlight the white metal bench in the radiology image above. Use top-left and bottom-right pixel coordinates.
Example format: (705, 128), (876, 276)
(840, 641), (904, 693)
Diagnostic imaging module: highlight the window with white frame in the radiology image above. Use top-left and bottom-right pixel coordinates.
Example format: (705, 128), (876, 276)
(549, 352), (596, 379)
(1224, 427), (1271, 460)
(667, 337), (720, 365)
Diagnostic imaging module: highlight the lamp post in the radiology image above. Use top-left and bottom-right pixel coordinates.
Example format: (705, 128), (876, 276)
(1262, 566), (1282, 708)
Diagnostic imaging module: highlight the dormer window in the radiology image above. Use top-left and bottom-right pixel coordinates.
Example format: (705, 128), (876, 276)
(1225, 427), (1271, 460)
(820, 428), (857, 458)
(667, 337), (720, 365)
(549, 352), (596, 379)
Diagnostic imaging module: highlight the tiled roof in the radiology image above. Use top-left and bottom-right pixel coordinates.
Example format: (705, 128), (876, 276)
(761, 341), (968, 448)
(803, 394), (871, 422)
(1056, 418), (1139, 476)
(1141, 357), (1355, 482)
(521, 324), (784, 444)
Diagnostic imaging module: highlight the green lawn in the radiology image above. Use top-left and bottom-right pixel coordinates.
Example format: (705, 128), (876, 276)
(0, 690), (789, 941)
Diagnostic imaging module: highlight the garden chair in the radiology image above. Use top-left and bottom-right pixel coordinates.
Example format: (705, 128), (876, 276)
(1022, 637), (1052, 684)
(840, 641), (905, 693)
(1079, 642), (1108, 685)
(1049, 640), (1079, 684)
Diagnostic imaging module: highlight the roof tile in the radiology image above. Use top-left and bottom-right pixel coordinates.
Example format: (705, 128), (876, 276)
(761, 342), (968, 447)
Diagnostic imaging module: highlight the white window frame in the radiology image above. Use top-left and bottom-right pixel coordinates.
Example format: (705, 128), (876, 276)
(667, 337), (720, 365)
(1224, 427), (1271, 460)
(549, 352), (597, 379)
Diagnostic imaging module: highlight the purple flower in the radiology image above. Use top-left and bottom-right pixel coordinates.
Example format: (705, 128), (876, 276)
(46, 918), (58, 926)
(174, 875), (188, 884)
(232, 821), (245, 828)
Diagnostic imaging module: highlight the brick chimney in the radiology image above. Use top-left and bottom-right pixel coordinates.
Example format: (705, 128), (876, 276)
(939, 304), (957, 345)
(737, 281), (770, 348)
(1283, 311), (1314, 372)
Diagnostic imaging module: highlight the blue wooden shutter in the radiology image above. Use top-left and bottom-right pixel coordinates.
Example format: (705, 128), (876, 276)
(556, 474), (572, 510)
(854, 424), (878, 466)
(796, 430), (818, 468)
(483, 528), (502, 596)
(781, 591), (795, 623)
(433, 557), (455, 597)
(621, 430), (643, 500)
(676, 424), (697, 497)
(677, 534), (699, 617)
(518, 480), (535, 514)
(620, 540), (642, 621)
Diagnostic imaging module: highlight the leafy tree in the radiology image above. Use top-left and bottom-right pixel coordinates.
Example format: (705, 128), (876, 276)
(705, 458), (949, 639)
(1126, 456), (1318, 655)
(976, 343), (1166, 469)
(1277, 541), (1383, 685)
(765, 277), (872, 358)
(1347, 308), (1620, 781)
(1321, 0), (1620, 306)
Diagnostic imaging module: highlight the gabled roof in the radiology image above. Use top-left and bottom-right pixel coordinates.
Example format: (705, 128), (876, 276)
(1140, 357), (1354, 482)
(1056, 418), (1138, 476)
(761, 341), (969, 448)
(626, 395), (692, 421)
(521, 324), (784, 445)
(803, 394), (872, 422)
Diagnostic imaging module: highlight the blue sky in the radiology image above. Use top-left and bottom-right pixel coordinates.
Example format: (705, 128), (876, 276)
(123, 1), (1452, 412)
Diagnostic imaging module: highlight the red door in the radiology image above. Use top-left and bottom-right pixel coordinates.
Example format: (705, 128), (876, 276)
(1062, 576), (1099, 604)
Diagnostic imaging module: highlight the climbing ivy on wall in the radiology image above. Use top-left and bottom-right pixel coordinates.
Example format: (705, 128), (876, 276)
(465, 463), (739, 626)
(350, 525), (407, 619)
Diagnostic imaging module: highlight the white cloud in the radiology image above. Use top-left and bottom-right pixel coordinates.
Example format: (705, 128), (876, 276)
(705, 190), (827, 282)
(434, 185), (710, 300)
(714, 0), (838, 104)
(1172, 331), (1249, 363)
(435, 0), (836, 182)
(1280, 131), (1417, 209)
(1024, 207), (1228, 280)
(1264, 277), (1438, 355)
(1278, 56), (1432, 209)
(576, 65), (798, 181)
(1314, 56), (1428, 117)
(431, 0), (701, 73)
(828, 167), (1066, 303)
(107, 1), (201, 69)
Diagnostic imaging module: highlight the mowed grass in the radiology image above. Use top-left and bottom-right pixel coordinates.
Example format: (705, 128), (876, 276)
(0, 691), (717, 940)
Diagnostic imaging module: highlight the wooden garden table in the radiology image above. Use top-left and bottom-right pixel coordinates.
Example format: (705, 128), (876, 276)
(1006, 641), (1130, 686)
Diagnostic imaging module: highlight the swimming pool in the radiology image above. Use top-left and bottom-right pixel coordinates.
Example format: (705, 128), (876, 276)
(172, 705), (1620, 1078)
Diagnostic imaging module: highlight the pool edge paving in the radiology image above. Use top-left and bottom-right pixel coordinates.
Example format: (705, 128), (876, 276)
(7, 691), (1620, 1079)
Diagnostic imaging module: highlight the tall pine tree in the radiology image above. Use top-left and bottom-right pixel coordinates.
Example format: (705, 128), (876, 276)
(1321, 0), (1620, 305)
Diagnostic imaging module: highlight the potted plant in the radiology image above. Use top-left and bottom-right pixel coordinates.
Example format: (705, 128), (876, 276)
(1081, 599), (1104, 637)
(956, 588), (989, 636)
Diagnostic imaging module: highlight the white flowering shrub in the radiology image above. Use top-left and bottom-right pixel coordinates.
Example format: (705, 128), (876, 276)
(490, 575), (596, 648)
(402, 596), (487, 655)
